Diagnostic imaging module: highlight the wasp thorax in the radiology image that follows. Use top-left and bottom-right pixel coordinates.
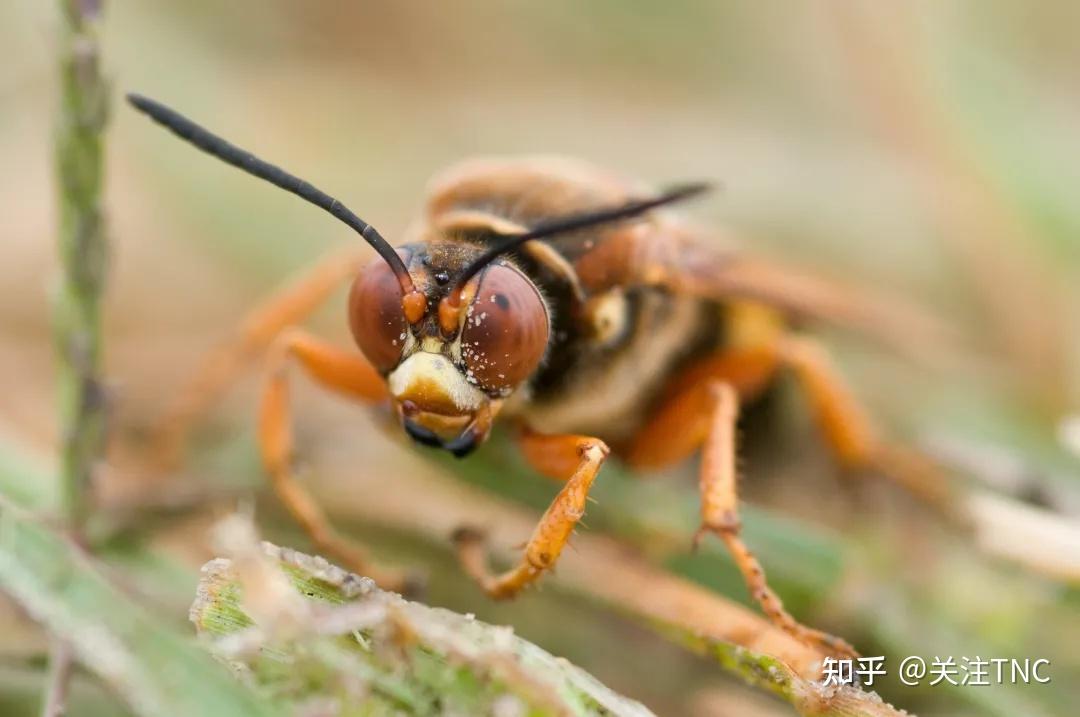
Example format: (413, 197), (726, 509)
(348, 254), (410, 373)
(459, 263), (549, 394)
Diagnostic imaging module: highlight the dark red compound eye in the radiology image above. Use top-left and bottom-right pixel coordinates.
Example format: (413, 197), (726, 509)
(459, 264), (549, 393)
(348, 256), (409, 373)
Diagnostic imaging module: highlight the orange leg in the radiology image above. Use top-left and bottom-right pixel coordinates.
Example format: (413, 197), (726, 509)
(258, 328), (401, 588)
(453, 430), (609, 599)
(777, 336), (952, 510)
(151, 245), (368, 468)
(633, 337), (952, 510)
(629, 378), (857, 658)
(626, 345), (779, 471)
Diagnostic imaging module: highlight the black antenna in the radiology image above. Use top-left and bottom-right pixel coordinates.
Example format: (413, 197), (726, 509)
(446, 182), (712, 305)
(126, 93), (416, 296)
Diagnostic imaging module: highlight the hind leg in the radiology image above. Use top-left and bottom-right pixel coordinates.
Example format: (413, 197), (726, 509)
(777, 336), (952, 510)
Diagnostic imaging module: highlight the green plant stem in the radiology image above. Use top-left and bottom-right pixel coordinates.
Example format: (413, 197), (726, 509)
(49, 1), (109, 712)
(40, 639), (73, 717)
(54, 0), (108, 532)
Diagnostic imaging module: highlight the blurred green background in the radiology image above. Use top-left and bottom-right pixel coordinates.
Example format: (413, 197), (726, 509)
(1, 2), (1079, 716)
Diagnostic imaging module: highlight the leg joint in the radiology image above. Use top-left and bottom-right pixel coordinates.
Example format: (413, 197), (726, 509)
(706, 509), (741, 533)
(576, 437), (610, 460)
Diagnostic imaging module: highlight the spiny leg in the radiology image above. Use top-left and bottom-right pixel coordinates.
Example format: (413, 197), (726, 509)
(628, 373), (857, 659)
(151, 245), (368, 468)
(695, 382), (857, 659)
(453, 430), (609, 599)
(777, 335), (953, 511)
(258, 328), (403, 589)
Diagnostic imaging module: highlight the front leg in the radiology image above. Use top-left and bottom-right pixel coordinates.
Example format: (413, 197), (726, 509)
(453, 430), (609, 599)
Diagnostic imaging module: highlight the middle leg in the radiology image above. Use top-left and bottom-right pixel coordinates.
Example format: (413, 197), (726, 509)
(150, 245), (368, 469)
(628, 375), (858, 658)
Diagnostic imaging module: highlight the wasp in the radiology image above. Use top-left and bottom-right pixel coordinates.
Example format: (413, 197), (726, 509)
(129, 94), (950, 659)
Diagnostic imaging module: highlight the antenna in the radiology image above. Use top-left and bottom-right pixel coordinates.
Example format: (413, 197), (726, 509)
(126, 93), (419, 302)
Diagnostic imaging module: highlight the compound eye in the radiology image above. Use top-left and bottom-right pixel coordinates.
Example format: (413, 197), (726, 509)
(460, 263), (549, 393)
(348, 256), (408, 373)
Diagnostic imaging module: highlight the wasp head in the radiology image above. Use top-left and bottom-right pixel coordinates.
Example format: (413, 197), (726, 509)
(349, 242), (549, 457)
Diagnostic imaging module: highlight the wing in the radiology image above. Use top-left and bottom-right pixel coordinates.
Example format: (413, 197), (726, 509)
(638, 220), (960, 358)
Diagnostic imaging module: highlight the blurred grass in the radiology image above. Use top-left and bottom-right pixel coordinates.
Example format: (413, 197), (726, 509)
(0, 666), (131, 717)
(0, 435), (899, 716)
(0, 465), (284, 717)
